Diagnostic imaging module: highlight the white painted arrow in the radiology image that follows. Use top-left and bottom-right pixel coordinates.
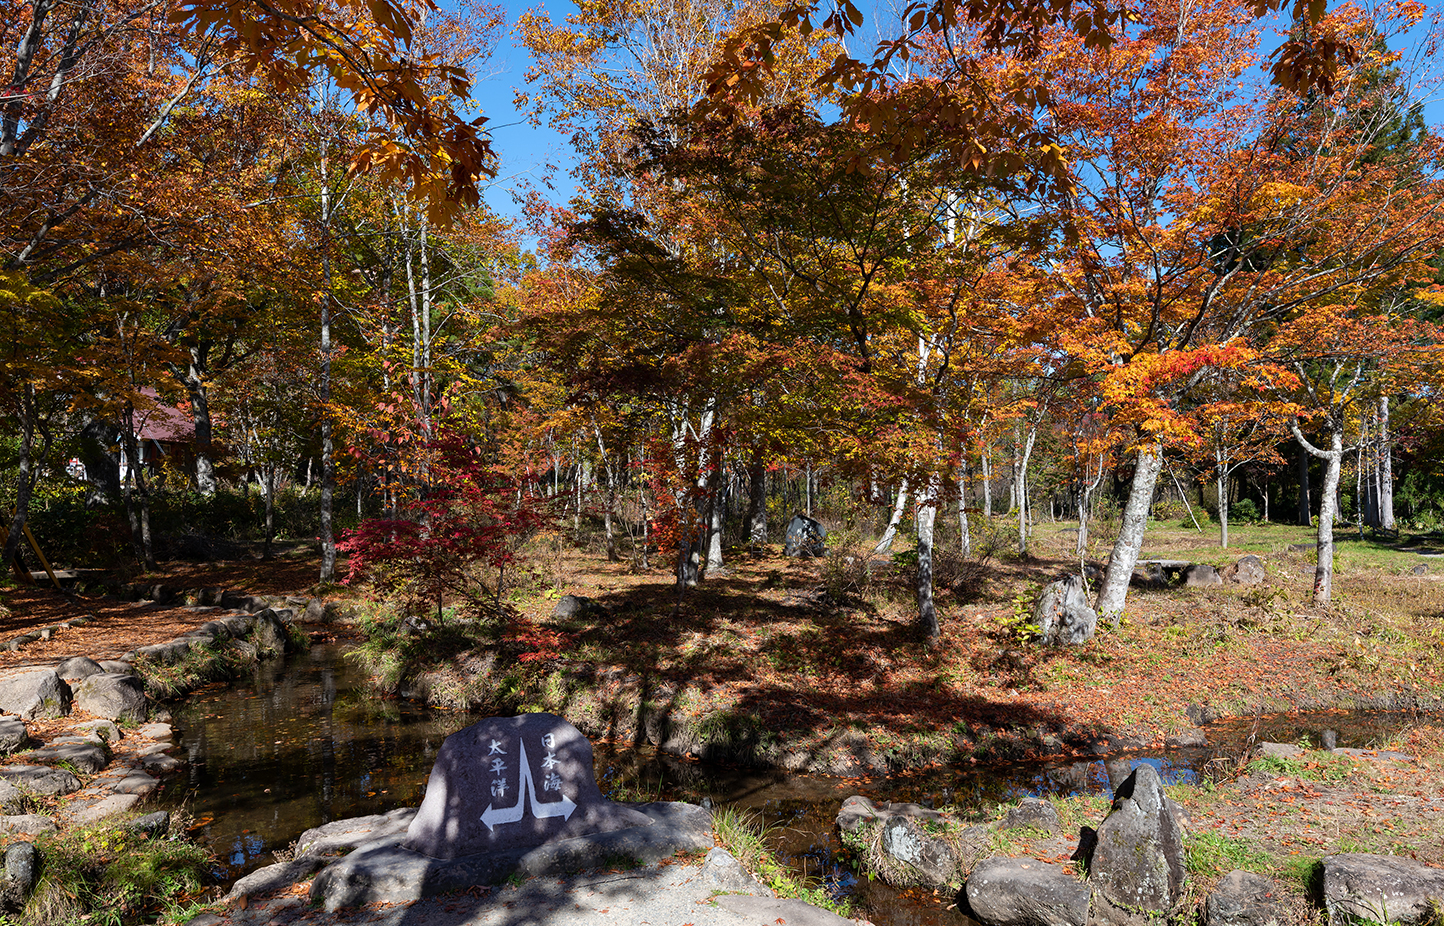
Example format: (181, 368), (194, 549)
(481, 740), (578, 831)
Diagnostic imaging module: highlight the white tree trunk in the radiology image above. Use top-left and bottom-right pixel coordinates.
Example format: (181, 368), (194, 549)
(915, 476), (940, 644)
(957, 464), (971, 557)
(1291, 420), (1345, 606)
(1378, 395), (1395, 531)
(1095, 445), (1164, 623)
(873, 479), (909, 555)
(981, 451), (993, 518)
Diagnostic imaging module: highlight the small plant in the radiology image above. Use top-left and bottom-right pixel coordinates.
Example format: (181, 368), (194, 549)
(993, 588), (1040, 643)
(1185, 832), (1273, 879)
(713, 807), (853, 917)
(1248, 750), (1354, 782)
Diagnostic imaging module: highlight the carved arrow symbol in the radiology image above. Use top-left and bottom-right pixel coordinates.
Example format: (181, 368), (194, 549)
(481, 739), (578, 831)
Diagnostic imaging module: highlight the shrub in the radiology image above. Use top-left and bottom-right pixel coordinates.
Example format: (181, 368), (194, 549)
(1232, 498), (1260, 523)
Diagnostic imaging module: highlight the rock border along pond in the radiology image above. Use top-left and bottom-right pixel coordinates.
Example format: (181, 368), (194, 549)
(0, 580), (321, 914)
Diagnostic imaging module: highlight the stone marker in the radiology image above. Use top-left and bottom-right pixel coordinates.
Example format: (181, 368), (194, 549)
(783, 514), (827, 557)
(403, 713), (652, 859)
(1087, 763), (1187, 925)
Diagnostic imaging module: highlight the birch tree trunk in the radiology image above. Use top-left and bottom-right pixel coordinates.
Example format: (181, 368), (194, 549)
(981, 451), (993, 519)
(1296, 445), (1312, 527)
(872, 479), (909, 555)
(915, 476), (940, 644)
(1095, 444), (1164, 623)
(317, 139), (336, 582)
(957, 464), (971, 557)
(185, 345), (217, 496)
(1292, 420), (1344, 606)
(1378, 395), (1396, 531)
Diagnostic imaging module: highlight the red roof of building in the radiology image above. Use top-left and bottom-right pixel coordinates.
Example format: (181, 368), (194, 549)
(134, 388), (194, 442)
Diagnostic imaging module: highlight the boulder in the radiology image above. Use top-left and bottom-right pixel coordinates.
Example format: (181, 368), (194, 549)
(97, 660), (133, 675)
(25, 741), (107, 774)
(698, 847), (765, 894)
(0, 764), (80, 795)
(1086, 764), (1187, 925)
(0, 670), (71, 720)
(965, 858), (1090, 926)
(1183, 564), (1223, 587)
(784, 514), (827, 557)
(74, 719), (122, 744)
(1131, 564), (1169, 589)
(1257, 742), (1304, 759)
(1166, 728), (1208, 748)
(74, 673), (147, 723)
(1032, 575), (1098, 646)
(297, 808), (417, 857)
(1322, 853), (1444, 926)
(403, 713), (654, 860)
(0, 841), (39, 911)
(252, 609), (289, 654)
(0, 815), (55, 836)
(0, 718), (26, 754)
(1003, 797), (1060, 834)
(0, 781), (25, 814)
(1223, 555), (1266, 587)
(55, 656), (105, 682)
(551, 595), (603, 621)
(127, 811), (171, 839)
(1206, 869), (1284, 926)
(879, 815), (959, 889)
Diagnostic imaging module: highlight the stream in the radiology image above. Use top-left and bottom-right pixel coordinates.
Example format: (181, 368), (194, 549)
(165, 644), (1423, 926)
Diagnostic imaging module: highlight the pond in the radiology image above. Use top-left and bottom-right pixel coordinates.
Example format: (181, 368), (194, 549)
(165, 644), (1419, 926)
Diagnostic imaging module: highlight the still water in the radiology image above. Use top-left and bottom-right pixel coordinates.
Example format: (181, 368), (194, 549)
(166, 645), (1419, 925)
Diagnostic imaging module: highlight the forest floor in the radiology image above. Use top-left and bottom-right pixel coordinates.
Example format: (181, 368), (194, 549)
(1, 517), (1442, 913)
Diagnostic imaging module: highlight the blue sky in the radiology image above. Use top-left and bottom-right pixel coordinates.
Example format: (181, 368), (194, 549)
(467, 1), (1444, 232)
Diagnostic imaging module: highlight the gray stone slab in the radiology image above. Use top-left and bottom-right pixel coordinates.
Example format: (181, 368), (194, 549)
(299, 808), (418, 857)
(74, 719), (122, 744)
(697, 848), (766, 894)
(74, 672), (147, 723)
(0, 815), (56, 836)
(140, 753), (181, 773)
(1323, 853), (1444, 926)
(715, 895), (854, 926)
(27, 741), (108, 774)
(112, 771), (160, 796)
(137, 742), (173, 758)
(97, 661), (134, 675)
(136, 722), (173, 742)
(0, 764), (80, 795)
(311, 801), (713, 911)
(0, 717), (26, 753)
(404, 713), (653, 860)
(70, 793), (142, 824)
(0, 779), (26, 813)
(226, 857), (327, 901)
(55, 656), (105, 682)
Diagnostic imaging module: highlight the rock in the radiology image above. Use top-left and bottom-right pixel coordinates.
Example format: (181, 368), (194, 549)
(0, 718), (26, 754)
(0, 670), (72, 720)
(1206, 869), (1285, 926)
(110, 771), (160, 796)
(1288, 543), (1316, 553)
(26, 741), (107, 774)
(965, 857), (1090, 926)
(783, 514), (827, 557)
(0, 781), (25, 814)
(55, 656), (105, 682)
(551, 595), (602, 620)
(1003, 797), (1059, 834)
(70, 793), (141, 823)
(1322, 853), (1444, 926)
(715, 895), (855, 926)
(73, 673), (147, 723)
(302, 599), (328, 623)
(1032, 575), (1098, 645)
(1410, 563), (1428, 576)
(297, 808), (417, 857)
(836, 795), (945, 833)
(140, 753), (181, 773)
(880, 815), (960, 889)
(1087, 764), (1187, 925)
(252, 609), (288, 654)
(137, 742), (173, 757)
(0, 815), (56, 836)
(1183, 564), (1223, 587)
(698, 847), (764, 894)
(97, 661), (133, 675)
(1166, 728), (1207, 748)
(1224, 555), (1266, 586)
(74, 720), (122, 744)
(1257, 742), (1304, 759)
(136, 722), (173, 742)
(226, 857), (326, 901)
(312, 801), (712, 910)
(1131, 564), (1168, 589)
(127, 811), (170, 839)
(0, 841), (39, 910)
(0, 764), (80, 795)
(1104, 757), (1135, 791)
(1320, 729), (1338, 750)
(403, 713), (654, 860)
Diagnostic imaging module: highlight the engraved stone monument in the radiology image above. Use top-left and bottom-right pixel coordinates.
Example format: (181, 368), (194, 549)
(403, 713), (653, 859)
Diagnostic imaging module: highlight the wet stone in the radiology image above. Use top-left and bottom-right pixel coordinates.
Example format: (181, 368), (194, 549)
(127, 810), (170, 839)
(140, 754), (181, 773)
(403, 712), (653, 860)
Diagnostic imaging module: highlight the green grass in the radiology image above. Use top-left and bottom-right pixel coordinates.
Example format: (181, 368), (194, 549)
(22, 816), (215, 926)
(1248, 750), (1354, 781)
(712, 807), (853, 918)
(1185, 831), (1275, 879)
